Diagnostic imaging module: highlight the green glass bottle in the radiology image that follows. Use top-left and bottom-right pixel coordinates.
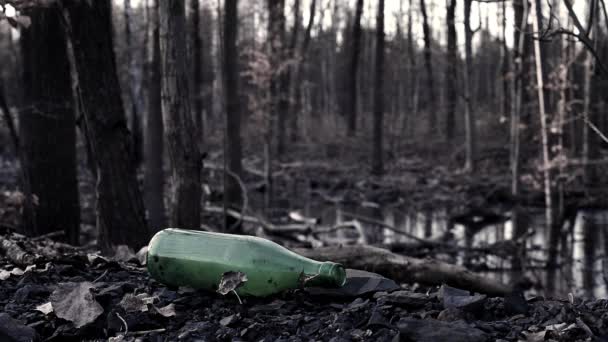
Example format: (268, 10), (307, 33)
(147, 228), (346, 297)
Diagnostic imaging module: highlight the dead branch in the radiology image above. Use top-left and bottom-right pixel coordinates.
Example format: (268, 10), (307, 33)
(0, 236), (37, 266)
(296, 244), (512, 296)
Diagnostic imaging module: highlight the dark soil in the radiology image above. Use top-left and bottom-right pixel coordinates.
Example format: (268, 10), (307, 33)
(1, 232), (608, 342)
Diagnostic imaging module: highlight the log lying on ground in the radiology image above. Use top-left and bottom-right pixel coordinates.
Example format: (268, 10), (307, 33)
(0, 236), (37, 266)
(296, 244), (512, 296)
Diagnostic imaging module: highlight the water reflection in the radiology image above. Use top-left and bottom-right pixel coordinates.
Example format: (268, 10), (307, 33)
(301, 202), (608, 299)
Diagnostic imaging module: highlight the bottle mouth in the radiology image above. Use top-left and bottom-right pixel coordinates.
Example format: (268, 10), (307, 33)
(318, 262), (347, 287)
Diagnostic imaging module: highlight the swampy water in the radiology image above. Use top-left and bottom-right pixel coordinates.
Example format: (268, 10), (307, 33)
(295, 200), (608, 299)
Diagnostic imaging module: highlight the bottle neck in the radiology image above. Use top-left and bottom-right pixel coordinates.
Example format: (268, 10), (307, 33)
(304, 262), (346, 287)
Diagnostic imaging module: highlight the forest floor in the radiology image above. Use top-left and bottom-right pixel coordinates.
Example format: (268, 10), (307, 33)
(1, 230), (608, 342)
(1, 141), (608, 341)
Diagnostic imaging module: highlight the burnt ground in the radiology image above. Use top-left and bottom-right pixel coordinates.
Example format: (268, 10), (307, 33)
(1, 231), (608, 342)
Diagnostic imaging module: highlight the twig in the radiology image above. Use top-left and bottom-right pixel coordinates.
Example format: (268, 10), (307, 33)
(115, 312), (128, 334)
(129, 328), (166, 336)
(231, 290), (242, 304)
(584, 117), (608, 144)
(93, 270), (108, 283)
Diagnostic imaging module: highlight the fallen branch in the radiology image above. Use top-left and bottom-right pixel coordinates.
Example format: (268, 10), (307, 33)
(0, 236), (37, 266)
(296, 244), (512, 296)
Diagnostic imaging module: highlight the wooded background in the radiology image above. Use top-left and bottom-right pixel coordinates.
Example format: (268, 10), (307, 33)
(0, 0), (606, 254)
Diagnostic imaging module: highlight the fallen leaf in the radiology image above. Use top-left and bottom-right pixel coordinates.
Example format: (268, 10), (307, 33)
(217, 271), (248, 295)
(136, 246), (148, 266)
(0, 267), (25, 280)
(50, 282), (103, 328)
(113, 245), (136, 263)
(118, 293), (156, 312)
(154, 303), (176, 317)
(35, 302), (53, 315)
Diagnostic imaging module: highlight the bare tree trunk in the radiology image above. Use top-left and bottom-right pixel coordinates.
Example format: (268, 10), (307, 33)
(159, 0), (203, 229)
(510, 0), (528, 259)
(420, 0), (436, 137)
(144, 0), (166, 231)
(445, 0), (457, 143)
(200, 6), (215, 137)
(190, 0), (203, 145)
(275, 0), (288, 158)
(290, 0), (316, 143)
(20, 5), (80, 244)
(267, 0), (284, 211)
(124, 0), (143, 167)
(283, 0), (300, 144)
(463, 0), (476, 171)
(582, 0), (600, 187)
(403, 0), (418, 140)
(64, 0), (149, 251)
(346, 0), (364, 137)
(223, 0), (243, 232)
(372, 0), (384, 176)
(501, 0), (510, 125)
(531, 0), (556, 267)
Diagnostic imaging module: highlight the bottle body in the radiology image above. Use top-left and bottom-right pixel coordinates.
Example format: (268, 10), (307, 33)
(147, 228), (346, 297)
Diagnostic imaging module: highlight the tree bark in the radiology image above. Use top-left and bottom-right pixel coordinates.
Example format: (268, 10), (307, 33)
(296, 245), (512, 296)
(510, 0), (528, 261)
(371, 0), (384, 176)
(20, 5), (80, 244)
(445, 0), (457, 143)
(144, 0), (166, 231)
(531, 0), (556, 267)
(189, 0), (203, 145)
(463, 0), (476, 171)
(159, 0), (203, 229)
(501, 0), (510, 125)
(420, 0), (436, 137)
(274, 0), (288, 158)
(124, 0), (143, 167)
(64, 0), (149, 251)
(200, 6), (215, 136)
(266, 0), (285, 209)
(223, 0), (243, 232)
(346, 0), (364, 137)
(289, 0), (316, 143)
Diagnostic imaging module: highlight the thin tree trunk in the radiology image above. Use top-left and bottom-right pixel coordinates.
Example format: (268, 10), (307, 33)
(510, 0), (528, 261)
(372, 0), (384, 176)
(283, 0), (300, 143)
(420, 0), (436, 137)
(445, 0), (457, 143)
(501, 0), (510, 124)
(144, 0), (166, 231)
(290, 0), (316, 143)
(20, 5), (80, 244)
(124, 0), (143, 167)
(275, 0), (288, 158)
(267, 0), (284, 211)
(64, 0), (149, 251)
(346, 0), (363, 137)
(531, 0), (556, 267)
(403, 0), (418, 140)
(190, 0), (204, 145)
(159, 0), (203, 229)
(200, 6), (215, 137)
(582, 0), (600, 187)
(223, 0), (243, 232)
(463, 0), (476, 171)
